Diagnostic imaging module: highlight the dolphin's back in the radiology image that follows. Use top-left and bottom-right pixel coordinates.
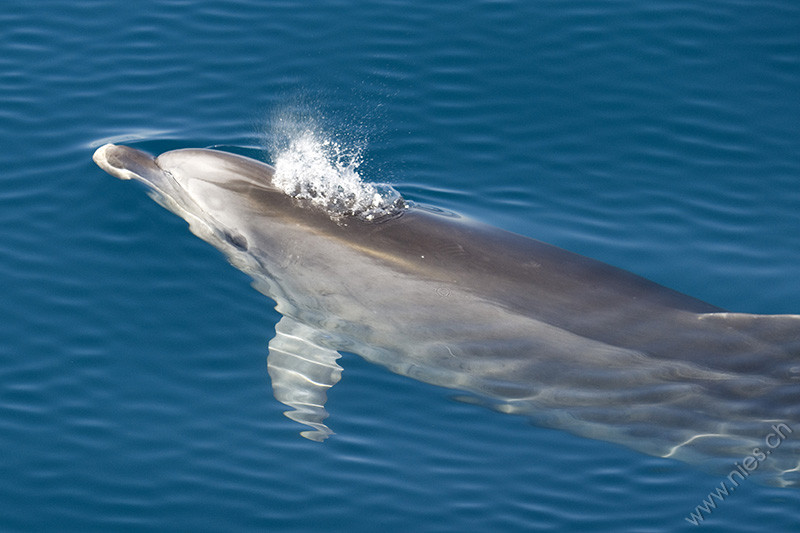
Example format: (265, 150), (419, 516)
(374, 209), (800, 370)
(363, 206), (723, 313)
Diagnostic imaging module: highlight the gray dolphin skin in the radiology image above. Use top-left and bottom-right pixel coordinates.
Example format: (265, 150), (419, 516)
(94, 143), (800, 487)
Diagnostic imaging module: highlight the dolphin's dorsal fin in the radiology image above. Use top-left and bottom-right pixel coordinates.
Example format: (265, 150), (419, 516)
(267, 316), (343, 441)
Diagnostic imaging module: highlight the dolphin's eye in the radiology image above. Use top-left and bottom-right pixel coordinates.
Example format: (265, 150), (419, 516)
(223, 230), (248, 251)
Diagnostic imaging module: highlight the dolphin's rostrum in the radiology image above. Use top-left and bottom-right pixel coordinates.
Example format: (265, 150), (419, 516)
(93, 143), (800, 487)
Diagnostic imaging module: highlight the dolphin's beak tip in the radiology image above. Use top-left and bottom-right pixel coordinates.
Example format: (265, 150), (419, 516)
(92, 143), (132, 180)
(92, 143), (112, 164)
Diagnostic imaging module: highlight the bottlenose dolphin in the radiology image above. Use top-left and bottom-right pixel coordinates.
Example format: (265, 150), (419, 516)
(93, 143), (800, 487)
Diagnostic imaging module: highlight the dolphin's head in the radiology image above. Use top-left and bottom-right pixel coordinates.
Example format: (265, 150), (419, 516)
(94, 142), (278, 201)
(93, 143), (288, 255)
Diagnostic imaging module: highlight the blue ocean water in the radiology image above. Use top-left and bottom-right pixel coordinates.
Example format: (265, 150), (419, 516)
(2, 0), (799, 531)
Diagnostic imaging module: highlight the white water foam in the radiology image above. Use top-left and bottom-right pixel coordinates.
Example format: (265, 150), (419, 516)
(270, 127), (405, 221)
